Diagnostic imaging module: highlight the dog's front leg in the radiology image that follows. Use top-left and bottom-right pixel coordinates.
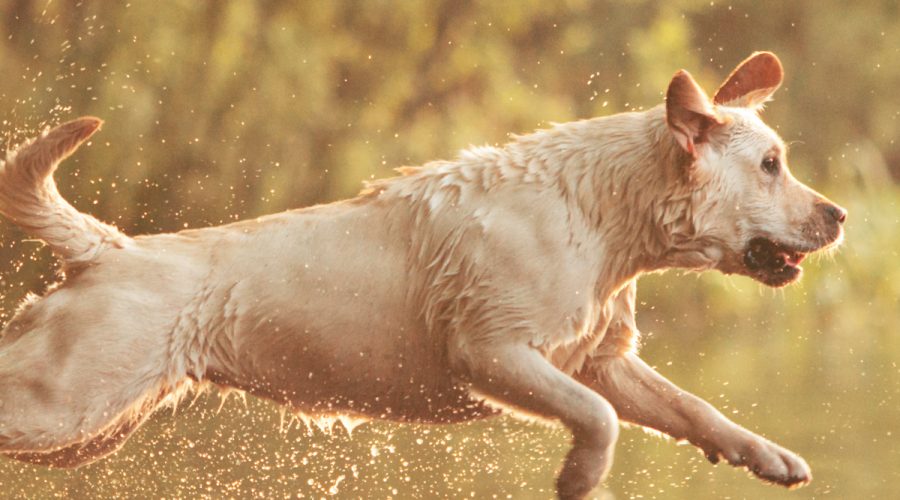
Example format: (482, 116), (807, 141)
(456, 342), (618, 500)
(577, 352), (811, 488)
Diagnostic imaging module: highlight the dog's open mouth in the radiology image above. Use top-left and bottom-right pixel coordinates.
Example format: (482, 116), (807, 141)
(743, 237), (808, 287)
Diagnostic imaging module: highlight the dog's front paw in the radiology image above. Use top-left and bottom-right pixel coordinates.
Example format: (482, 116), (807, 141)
(707, 434), (811, 488)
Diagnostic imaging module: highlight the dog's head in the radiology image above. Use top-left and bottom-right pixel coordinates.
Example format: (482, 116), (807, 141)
(663, 52), (845, 287)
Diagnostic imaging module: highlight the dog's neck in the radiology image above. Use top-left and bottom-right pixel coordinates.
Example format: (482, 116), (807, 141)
(369, 105), (707, 302)
(509, 106), (701, 294)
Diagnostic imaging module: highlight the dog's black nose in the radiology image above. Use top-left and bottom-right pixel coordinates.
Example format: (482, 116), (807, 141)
(823, 203), (847, 224)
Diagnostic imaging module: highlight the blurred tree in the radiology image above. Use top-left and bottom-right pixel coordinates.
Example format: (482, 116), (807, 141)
(0, 1), (897, 498)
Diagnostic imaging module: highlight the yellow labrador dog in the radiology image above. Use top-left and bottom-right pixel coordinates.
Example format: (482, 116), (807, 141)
(0, 52), (844, 499)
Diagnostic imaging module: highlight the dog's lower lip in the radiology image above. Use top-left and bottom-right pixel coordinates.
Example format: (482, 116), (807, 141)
(785, 252), (806, 266)
(743, 237), (808, 286)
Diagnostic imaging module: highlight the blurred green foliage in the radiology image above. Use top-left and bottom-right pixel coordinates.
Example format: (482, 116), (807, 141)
(0, 0), (897, 498)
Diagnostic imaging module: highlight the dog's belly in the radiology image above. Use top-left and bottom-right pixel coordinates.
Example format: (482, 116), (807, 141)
(195, 205), (498, 423)
(206, 316), (500, 424)
(178, 199), (603, 424)
(207, 276), (500, 423)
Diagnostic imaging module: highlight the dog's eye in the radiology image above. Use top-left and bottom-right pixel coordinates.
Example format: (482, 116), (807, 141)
(761, 157), (780, 175)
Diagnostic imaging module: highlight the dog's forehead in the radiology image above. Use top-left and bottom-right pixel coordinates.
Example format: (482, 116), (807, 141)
(718, 106), (785, 155)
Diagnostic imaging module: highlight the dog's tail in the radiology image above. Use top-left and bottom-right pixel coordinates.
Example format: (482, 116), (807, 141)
(0, 117), (127, 265)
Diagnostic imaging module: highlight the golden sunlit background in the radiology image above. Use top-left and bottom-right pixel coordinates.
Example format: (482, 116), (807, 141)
(0, 1), (898, 498)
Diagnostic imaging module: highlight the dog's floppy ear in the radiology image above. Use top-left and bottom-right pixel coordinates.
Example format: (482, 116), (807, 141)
(666, 70), (723, 158)
(713, 51), (783, 109)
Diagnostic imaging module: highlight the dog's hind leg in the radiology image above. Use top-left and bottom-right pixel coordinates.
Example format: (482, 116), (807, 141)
(0, 117), (182, 466)
(455, 342), (619, 500)
(4, 390), (164, 468)
(0, 286), (178, 465)
(578, 352), (811, 488)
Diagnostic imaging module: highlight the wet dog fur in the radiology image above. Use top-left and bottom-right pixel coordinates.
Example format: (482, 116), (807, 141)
(0, 52), (845, 499)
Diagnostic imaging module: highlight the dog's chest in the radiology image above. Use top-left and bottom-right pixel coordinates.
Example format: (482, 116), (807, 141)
(556, 295), (610, 346)
(547, 280), (638, 372)
(524, 248), (615, 348)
